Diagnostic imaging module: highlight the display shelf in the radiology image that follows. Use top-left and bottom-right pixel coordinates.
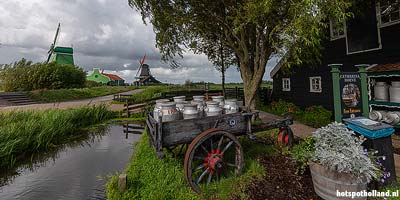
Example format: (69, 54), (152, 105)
(369, 101), (400, 108)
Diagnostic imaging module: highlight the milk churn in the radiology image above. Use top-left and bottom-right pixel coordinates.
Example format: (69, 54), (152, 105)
(369, 110), (386, 121)
(193, 95), (205, 102)
(173, 96), (186, 102)
(191, 100), (205, 117)
(389, 81), (400, 103)
(224, 99), (239, 114)
(374, 82), (389, 101)
(154, 99), (170, 121)
(183, 104), (199, 119)
(205, 101), (222, 116)
(159, 102), (179, 122)
(384, 112), (400, 125)
(211, 96), (225, 107)
(176, 101), (189, 120)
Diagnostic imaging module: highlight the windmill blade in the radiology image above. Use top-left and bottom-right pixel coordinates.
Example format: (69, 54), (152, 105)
(135, 61), (143, 78)
(47, 23), (61, 63)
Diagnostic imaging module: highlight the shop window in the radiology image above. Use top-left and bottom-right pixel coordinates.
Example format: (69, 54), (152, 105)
(282, 78), (290, 92)
(310, 77), (322, 93)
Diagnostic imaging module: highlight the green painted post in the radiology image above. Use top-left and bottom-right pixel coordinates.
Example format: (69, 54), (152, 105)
(330, 64), (342, 122)
(356, 64), (370, 117)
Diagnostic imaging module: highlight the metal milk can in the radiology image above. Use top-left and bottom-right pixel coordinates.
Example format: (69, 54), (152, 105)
(211, 96), (225, 107)
(374, 82), (389, 101)
(183, 104), (199, 119)
(176, 101), (189, 120)
(384, 112), (400, 125)
(154, 99), (170, 122)
(193, 95), (205, 102)
(224, 99), (239, 114)
(173, 96), (186, 102)
(390, 81), (400, 103)
(159, 102), (179, 122)
(205, 101), (222, 116)
(191, 100), (205, 117)
(369, 110), (386, 121)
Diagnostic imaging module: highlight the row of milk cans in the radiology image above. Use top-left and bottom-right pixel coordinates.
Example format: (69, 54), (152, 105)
(153, 95), (239, 122)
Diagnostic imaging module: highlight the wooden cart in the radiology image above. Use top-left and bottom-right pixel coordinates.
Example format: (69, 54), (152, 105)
(145, 109), (293, 193)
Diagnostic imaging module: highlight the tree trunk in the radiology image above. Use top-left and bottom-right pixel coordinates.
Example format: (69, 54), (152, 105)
(239, 60), (265, 110)
(220, 38), (226, 97)
(222, 66), (225, 97)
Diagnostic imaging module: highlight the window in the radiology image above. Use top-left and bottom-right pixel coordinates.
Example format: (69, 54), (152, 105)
(282, 78), (290, 91)
(309, 77), (322, 93)
(378, 0), (400, 27)
(330, 20), (345, 40)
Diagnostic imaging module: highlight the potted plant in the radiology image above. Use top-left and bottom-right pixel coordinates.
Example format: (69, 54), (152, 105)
(309, 122), (380, 200)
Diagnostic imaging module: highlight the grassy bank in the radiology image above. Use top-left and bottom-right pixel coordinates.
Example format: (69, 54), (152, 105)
(106, 131), (277, 200)
(129, 86), (169, 103)
(29, 86), (138, 102)
(0, 105), (114, 168)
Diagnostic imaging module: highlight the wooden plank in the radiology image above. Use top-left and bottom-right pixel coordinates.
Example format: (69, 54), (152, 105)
(161, 113), (247, 147)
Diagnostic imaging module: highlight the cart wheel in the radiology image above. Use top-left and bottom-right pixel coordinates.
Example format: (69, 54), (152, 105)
(277, 127), (293, 147)
(184, 128), (244, 193)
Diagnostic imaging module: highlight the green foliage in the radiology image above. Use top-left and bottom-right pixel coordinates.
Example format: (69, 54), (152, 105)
(0, 58), (86, 92)
(298, 105), (332, 128)
(106, 133), (275, 200)
(264, 100), (332, 128)
(29, 86), (138, 102)
(287, 137), (315, 173)
(84, 80), (103, 88)
(0, 105), (114, 168)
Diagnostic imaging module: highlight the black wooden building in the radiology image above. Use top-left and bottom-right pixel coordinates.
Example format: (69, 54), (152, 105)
(271, 1), (400, 111)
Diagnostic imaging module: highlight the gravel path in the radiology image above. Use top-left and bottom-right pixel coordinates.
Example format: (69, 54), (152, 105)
(0, 89), (143, 112)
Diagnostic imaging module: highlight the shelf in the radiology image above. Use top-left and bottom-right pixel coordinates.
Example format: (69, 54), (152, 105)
(369, 101), (400, 108)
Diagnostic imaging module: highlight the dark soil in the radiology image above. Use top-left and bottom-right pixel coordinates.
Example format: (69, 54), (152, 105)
(237, 155), (322, 200)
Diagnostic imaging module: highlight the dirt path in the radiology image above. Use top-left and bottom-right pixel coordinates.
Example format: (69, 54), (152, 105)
(258, 111), (316, 139)
(0, 89), (143, 112)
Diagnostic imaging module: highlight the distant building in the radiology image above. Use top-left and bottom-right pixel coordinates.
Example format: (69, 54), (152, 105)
(134, 64), (161, 86)
(86, 68), (125, 86)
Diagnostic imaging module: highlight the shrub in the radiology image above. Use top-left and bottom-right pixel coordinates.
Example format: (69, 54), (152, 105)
(269, 99), (301, 116)
(85, 80), (103, 88)
(300, 105), (332, 128)
(0, 58), (86, 91)
(312, 122), (379, 182)
(288, 136), (315, 173)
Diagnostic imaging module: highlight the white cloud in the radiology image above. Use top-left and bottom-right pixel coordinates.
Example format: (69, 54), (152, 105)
(0, 0), (275, 83)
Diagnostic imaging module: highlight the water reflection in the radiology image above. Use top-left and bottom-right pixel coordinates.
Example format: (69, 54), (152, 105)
(0, 123), (142, 200)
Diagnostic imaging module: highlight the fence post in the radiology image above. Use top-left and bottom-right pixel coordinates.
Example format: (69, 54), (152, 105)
(125, 100), (130, 118)
(235, 87), (238, 99)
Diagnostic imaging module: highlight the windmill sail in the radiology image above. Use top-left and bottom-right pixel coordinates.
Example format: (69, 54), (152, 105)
(47, 23), (61, 63)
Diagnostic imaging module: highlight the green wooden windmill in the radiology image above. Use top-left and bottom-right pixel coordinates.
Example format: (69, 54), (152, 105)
(46, 23), (74, 65)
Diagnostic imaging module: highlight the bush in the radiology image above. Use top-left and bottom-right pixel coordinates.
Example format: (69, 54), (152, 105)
(269, 99), (301, 116)
(300, 105), (332, 128)
(0, 58), (86, 91)
(85, 80), (103, 88)
(288, 136), (315, 173)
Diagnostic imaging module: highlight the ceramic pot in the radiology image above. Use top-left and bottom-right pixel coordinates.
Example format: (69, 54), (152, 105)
(154, 99), (170, 122)
(389, 81), (400, 103)
(183, 104), (199, 119)
(224, 99), (239, 114)
(374, 82), (389, 102)
(205, 101), (222, 116)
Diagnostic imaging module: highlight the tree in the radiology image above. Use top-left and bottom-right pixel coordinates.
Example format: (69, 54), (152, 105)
(129, 0), (350, 109)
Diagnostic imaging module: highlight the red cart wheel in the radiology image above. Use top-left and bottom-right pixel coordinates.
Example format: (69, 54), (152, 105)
(184, 128), (244, 193)
(277, 127), (293, 147)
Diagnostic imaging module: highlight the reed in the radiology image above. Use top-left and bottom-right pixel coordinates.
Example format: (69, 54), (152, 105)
(0, 105), (114, 168)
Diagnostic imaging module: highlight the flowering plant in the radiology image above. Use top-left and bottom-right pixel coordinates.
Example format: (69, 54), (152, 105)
(312, 122), (380, 182)
(365, 149), (390, 184)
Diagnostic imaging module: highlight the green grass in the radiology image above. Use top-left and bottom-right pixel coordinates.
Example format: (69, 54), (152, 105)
(28, 86), (139, 102)
(0, 105), (115, 168)
(129, 85), (170, 104)
(106, 131), (277, 200)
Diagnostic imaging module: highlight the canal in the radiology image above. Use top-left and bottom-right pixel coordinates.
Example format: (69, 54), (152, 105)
(0, 124), (142, 200)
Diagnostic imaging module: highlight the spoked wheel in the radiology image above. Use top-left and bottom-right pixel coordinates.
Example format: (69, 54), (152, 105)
(277, 126), (294, 147)
(184, 129), (244, 193)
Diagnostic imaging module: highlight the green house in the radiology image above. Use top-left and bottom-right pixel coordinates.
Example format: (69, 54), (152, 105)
(53, 47), (74, 65)
(86, 68), (110, 84)
(86, 68), (125, 86)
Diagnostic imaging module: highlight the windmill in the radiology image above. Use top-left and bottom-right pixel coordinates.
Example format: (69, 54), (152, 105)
(46, 23), (74, 65)
(46, 23), (60, 63)
(134, 54), (161, 85)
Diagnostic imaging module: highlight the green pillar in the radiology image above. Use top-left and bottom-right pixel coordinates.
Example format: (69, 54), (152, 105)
(356, 64), (370, 117)
(330, 64), (342, 122)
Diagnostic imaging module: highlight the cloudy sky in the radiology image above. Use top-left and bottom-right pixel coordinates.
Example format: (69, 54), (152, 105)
(0, 0), (277, 84)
